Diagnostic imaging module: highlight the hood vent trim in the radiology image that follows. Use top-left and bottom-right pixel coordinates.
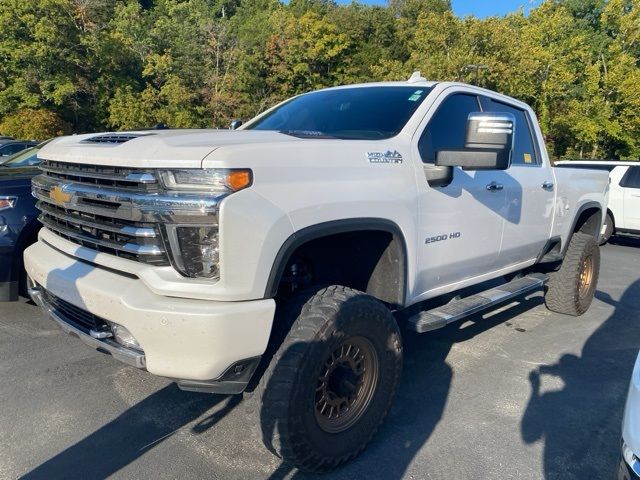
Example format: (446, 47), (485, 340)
(82, 133), (152, 144)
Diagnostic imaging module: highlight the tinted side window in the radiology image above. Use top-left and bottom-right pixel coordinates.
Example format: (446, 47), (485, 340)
(480, 97), (538, 166)
(418, 93), (480, 164)
(621, 167), (640, 188)
(0, 144), (23, 156)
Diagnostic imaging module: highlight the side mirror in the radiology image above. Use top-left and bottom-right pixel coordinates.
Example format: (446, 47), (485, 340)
(230, 119), (243, 130)
(436, 112), (514, 171)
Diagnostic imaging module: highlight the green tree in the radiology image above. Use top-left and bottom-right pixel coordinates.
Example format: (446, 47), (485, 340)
(0, 109), (71, 140)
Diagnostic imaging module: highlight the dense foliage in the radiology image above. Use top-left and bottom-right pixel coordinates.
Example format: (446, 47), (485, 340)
(0, 0), (638, 159)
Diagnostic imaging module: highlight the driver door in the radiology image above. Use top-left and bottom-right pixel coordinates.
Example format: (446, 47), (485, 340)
(413, 92), (508, 301)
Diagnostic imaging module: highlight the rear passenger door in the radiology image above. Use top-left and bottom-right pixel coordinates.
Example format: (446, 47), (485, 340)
(621, 166), (640, 231)
(479, 96), (554, 266)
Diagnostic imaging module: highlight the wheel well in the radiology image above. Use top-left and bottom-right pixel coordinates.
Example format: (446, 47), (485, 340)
(268, 223), (407, 308)
(573, 207), (602, 238)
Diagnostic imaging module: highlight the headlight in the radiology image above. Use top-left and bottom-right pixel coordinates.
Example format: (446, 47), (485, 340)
(159, 168), (251, 280)
(160, 168), (252, 193)
(0, 196), (17, 211)
(166, 225), (220, 279)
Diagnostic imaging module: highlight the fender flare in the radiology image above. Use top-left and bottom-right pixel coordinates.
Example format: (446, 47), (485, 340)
(563, 201), (603, 255)
(264, 218), (409, 306)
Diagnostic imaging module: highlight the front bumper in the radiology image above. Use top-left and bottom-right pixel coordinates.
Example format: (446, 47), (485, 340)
(24, 239), (276, 393)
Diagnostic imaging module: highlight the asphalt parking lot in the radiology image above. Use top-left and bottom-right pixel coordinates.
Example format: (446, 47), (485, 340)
(1, 238), (639, 480)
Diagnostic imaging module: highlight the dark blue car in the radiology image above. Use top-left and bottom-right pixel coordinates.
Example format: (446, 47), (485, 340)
(0, 145), (43, 301)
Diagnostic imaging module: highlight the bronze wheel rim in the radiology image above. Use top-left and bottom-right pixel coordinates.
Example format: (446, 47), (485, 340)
(314, 336), (379, 434)
(578, 255), (594, 298)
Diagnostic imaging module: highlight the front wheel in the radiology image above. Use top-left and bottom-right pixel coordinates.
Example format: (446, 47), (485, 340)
(545, 232), (600, 316)
(257, 286), (402, 472)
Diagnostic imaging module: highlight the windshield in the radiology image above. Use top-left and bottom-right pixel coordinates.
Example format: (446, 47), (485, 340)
(246, 86), (432, 140)
(2, 146), (39, 167)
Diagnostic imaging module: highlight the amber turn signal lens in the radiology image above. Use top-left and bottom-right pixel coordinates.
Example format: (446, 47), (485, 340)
(226, 170), (252, 191)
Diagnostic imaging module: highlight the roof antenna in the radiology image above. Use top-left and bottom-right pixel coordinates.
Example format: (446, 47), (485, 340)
(408, 71), (426, 83)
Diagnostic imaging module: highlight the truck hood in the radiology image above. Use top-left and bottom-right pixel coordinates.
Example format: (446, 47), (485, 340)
(38, 130), (303, 168)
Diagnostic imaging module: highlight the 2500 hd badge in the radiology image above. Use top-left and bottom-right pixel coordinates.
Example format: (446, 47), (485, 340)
(425, 232), (462, 244)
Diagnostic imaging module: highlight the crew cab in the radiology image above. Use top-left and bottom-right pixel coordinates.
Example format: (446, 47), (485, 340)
(556, 160), (640, 244)
(24, 75), (609, 472)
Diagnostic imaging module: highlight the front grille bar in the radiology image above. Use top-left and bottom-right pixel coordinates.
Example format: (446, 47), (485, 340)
(39, 215), (164, 256)
(40, 163), (158, 186)
(33, 174), (222, 223)
(38, 201), (157, 238)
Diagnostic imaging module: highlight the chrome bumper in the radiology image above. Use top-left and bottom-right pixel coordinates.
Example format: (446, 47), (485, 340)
(28, 282), (146, 370)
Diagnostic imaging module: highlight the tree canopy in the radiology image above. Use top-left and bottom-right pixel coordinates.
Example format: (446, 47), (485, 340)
(0, 0), (638, 159)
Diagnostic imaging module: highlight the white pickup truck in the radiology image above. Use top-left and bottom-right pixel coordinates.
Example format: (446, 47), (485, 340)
(25, 74), (609, 471)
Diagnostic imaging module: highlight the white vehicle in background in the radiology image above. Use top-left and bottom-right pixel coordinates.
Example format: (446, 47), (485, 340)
(620, 350), (640, 480)
(556, 161), (640, 244)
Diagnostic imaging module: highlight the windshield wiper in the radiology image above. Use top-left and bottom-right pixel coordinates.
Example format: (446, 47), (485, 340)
(279, 130), (338, 139)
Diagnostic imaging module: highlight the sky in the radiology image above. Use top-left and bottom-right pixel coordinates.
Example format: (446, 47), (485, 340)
(451, 0), (542, 18)
(338, 0), (543, 18)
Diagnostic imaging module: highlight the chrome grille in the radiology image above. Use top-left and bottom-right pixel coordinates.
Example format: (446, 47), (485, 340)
(33, 159), (223, 271)
(37, 201), (167, 265)
(40, 160), (158, 191)
(34, 161), (170, 266)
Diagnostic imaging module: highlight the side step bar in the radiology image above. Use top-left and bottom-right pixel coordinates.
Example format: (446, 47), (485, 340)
(406, 273), (548, 333)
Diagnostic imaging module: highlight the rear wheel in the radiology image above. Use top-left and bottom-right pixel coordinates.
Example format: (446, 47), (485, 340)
(545, 232), (600, 316)
(257, 286), (402, 472)
(600, 212), (614, 245)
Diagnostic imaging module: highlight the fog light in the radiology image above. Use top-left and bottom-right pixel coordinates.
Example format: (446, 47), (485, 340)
(109, 323), (142, 351)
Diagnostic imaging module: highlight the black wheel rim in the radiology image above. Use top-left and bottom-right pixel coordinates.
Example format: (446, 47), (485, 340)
(314, 336), (379, 434)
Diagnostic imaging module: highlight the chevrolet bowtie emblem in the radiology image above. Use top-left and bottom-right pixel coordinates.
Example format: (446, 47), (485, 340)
(49, 185), (72, 206)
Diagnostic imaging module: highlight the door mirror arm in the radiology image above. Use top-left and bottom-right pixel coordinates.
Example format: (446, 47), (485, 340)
(424, 164), (454, 188)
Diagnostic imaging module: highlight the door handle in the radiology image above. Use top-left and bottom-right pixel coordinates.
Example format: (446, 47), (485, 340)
(486, 182), (504, 191)
(542, 181), (554, 191)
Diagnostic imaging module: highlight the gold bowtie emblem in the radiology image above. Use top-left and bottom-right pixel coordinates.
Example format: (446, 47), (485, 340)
(49, 186), (72, 206)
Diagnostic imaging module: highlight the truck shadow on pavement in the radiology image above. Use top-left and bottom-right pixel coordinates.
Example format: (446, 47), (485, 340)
(21, 386), (241, 479)
(521, 280), (640, 480)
